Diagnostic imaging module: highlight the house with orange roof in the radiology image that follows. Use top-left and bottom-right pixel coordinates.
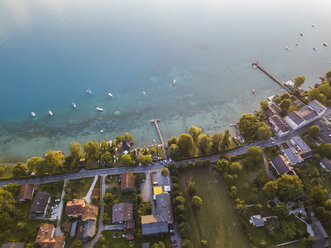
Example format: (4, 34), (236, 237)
(82, 204), (98, 221)
(65, 199), (85, 217)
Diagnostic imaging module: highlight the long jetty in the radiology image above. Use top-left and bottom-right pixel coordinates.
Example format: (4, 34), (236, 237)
(252, 61), (290, 92)
(150, 119), (167, 158)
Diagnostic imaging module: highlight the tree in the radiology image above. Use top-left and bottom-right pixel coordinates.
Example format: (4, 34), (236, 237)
(12, 162), (27, 177)
(178, 134), (194, 156)
(71, 240), (83, 248)
(281, 93), (290, 100)
(229, 162), (242, 173)
(168, 136), (178, 145)
(151, 241), (166, 248)
(263, 174), (303, 202)
(308, 185), (328, 206)
(161, 167), (169, 177)
(27, 157), (44, 173)
(309, 88), (320, 99)
(188, 126), (201, 142)
(120, 154), (132, 166)
(294, 76), (305, 88)
(244, 146), (263, 169)
(84, 141), (101, 160)
(191, 195), (203, 209)
(124, 132), (133, 143)
(216, 158), (230, 173)
(222, 129), (231, 149)
(201, 240), (209, 248)
(70, 142), (82, 160)
(181, 240), (193, 248)
(169, 144), (180, 159)
(317, 94), (327, 104)
(100, 140), (110, 152)
(44, 151), (63, 169)
(257, 122), (272, 140)
(137, 154), (152, 165)
(2, 184), (20, 196)
(211, 133), (222, 152)
(274, 203), (289, 218)
(238, 113), (258, 142)
(260, 101), (269, 111)
(197, 134), (212, 154)
(178, 222), (190, 237)
(174, 196), (186, 206)
(280, 99), (291, 110)
(318, 143), (331, 159)
(0, 187), (15, 231)
(308, 125), (320, 138)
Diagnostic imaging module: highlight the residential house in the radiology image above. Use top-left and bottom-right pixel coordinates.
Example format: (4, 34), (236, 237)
(299, 150), (314, 160)
(78, 158), (86, 166)
(65, 199), (85, 218)
(112, 203), (135, 239)
(123, 141), (131, 152)
(155, 193), (173, 225)
(82, 204), (98, 221)
(284, 147), (303, 165)
(141, 215), (168, 235)
(270, 155), (296, 176)
(30, 192), (51, 218)
(285, 100), (326, 130)
(320, 157), (331, 172)
(121, 172), (135, 192)
(18, 184), (34, 202)
(249, 215), (265, 227)
(1, 242), (25, 248)
(290, 136), (311, 152)
(35, 223), (65, 248)
(76, 220), (96, 241)
(269, 115), (289, 137)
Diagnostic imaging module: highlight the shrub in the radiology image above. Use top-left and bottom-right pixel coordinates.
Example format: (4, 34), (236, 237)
(178, 222), (190, 237)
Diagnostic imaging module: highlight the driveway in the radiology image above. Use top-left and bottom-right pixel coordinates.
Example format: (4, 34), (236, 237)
(55, 179), (67, 236)
(141, 172), (151, 202)
(83, 175), (98, 204)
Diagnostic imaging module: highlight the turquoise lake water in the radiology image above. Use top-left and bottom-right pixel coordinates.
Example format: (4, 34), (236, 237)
(0, 0), (331, 162)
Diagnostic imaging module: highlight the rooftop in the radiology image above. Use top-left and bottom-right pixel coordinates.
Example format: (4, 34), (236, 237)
(35, 223), (54, 243)
(141, 215), (168, 235)
(291, 136), (311, 152)
(1, 243), (25, 248)
(18, 184), (34, 201)
(287, 111), (305, 125)
(270, 115), (289, 132)
(82, 204), (98, 221)
(112, 203), (134, 224)
(65, 199), (85, 216)
(153, 186), (163, 195)
(320, 157), (331, 171)
(270, 155), (292, 175)
(30, 191), (51, 215)
(308, 100), (327, 115)
(284, 147), (303, 165)
(121, 172), (135, 192)
(155, 193), (173, 224)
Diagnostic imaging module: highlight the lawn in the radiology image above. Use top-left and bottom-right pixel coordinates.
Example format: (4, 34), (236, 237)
(178, 168), (250, 248)
(65, 177), (94, 199)
(0, 163), (15, 179)
(94, 231), (129, 248)
(38, 180), (64, 199)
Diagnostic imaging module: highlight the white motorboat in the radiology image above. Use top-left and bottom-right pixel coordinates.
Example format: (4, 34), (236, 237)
(285, 46), (290, 51)
(312, 24), (315, 28)
(108, 92), (113, 98)
(300, 32), (303, 36)
(142, 91), (146, 95)
(86, 87), (92, 94)
(96, 107), (104, 112)
(251, 89), (256, 94)
(72, 101), (77, 108)
(100, 130), (104, 133)
(173, 79), (176, 86)
(48, 109), (54, 117)
(31, 112), (36, 117)
(323, 42), (328, 47)
(313, 47), (317, 51)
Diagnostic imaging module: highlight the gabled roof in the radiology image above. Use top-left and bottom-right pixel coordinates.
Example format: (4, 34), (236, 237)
(31, 192), (51, 214)
(250, 215), (264, 227)
(270, 115), (289, 132)
(155, 193), (173, 224)
(270, 155), (292, 175)
(287, 111), (305, 125)
(121, 172), (135, 191)
(141, 215), (168, 235)
(320, 157), (331, 171)
(76, 220), (96, 240)
(308, 100), (327, 115)
(18, 184), (34, 201)
(1, 242), (25, 248)
(82, 204), (98, 221)
(112, 203), (133, 223)
(284, 147), (303, 165)
(35, 223), (54, 243)
(291, 136), (311, 151)
(65, 199), (85, 216)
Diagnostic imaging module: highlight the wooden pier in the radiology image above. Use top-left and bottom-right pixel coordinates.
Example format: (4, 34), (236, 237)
(150, 119), (167, 158)
(252, 61), (291, 93)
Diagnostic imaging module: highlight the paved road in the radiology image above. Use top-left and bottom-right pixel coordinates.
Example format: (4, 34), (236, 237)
(0, 114), (328, 188)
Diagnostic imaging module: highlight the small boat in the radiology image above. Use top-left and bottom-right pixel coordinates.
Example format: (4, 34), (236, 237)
(72, 101), (77, 108)
(313, 47), (317, 51)
(285, 46), (290, 51)
(295, 43), (298, 46)
(142, 91), (146, 95)
(300, 32), (303, 36)
(48, 109), (54, 117)
(252, 89), (256, 94)
(31, 112), (36, 117)
(173, 79), (176, 86)
(100, 130), (104, 133)
(108, 92), (113, 98)
(86, 87), (92, 94)
(96, 107), (104, 112)
(312, 24), (315, 28)
(323, 42), (328, 47)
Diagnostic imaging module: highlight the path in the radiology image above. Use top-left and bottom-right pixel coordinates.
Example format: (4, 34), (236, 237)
(262, 151), (276, 180)
(83, 175), (98, 204)
(55, 179), (67, 236)
(84, 175), (106, 248)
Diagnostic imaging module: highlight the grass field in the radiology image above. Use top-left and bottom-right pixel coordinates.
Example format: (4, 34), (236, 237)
(94, 231), (129, 248)
(65, 177), (94, 198)
(179, 168), (249, 248)
(38, 180), (64, 198)
(0, 163), (15, 179)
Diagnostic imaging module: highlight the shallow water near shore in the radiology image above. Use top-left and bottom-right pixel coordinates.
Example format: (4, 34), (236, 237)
(1, 0), (331, 162)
